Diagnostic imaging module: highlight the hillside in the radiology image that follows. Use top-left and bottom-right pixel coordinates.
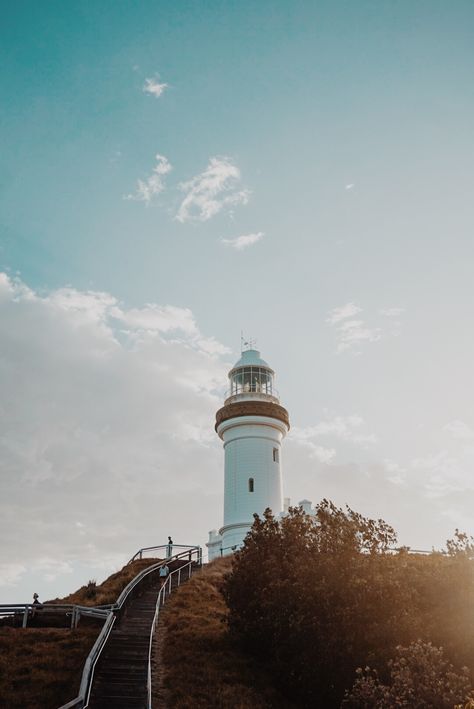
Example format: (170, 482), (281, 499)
(152, 557), (293, 708)
(0, 557), (161, 708)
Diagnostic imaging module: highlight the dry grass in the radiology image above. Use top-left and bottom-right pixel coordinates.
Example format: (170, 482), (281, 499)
(0, 557), (162, 707)
(154, 557), (292, 709)
(49, 557), (162, 606)
(0, 626), (98, 708)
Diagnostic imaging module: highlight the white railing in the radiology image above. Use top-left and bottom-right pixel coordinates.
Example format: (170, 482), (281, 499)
(56, 544), (201, 709)
(147, 560), (195, 708)
(0, 603), (110, 629)
(128, 543), (202, 564)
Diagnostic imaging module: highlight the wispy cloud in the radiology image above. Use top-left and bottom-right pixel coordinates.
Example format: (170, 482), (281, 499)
(444, 420), (474, 440)
(294, 415), (377, 447)
(326, 302), (362, 325)
(345, 183), (355, 190)
(124, 153), (172, 204)
(221, 232), (264, 250)
(291, 414), (376, 463)
(379, 307), (405, 317)
(176, 157), (250, 223)
(326, 302), (381, 354)
(143, 75), (168, 98)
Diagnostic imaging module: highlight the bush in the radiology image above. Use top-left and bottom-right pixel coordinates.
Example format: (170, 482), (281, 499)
(343, 640), (473, 708)
(223, 502), (474, 707)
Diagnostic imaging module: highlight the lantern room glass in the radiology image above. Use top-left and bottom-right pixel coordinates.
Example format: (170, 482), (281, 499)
(229, 366), (275, 396)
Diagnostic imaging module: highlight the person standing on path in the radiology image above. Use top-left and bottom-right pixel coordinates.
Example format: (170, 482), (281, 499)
(159, 564), (170, 586)
(167, 536), (173, 558)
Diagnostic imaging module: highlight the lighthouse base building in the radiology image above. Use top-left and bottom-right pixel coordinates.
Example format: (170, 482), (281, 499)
(207, 346), (312, 561)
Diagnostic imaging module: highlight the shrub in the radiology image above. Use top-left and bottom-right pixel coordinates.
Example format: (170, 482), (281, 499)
(223, 502), (474, 707)
(342, 640), (473, 708)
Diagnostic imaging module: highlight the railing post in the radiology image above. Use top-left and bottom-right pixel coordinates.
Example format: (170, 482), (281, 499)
(139, 550), (143, 560)
(22, 606), (29, 628)
(71, 607), (76, 629)
(178, 568), (181, 586)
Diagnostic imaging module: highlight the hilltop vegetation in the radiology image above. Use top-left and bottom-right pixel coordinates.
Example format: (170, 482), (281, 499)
(154, 557), (292, 708)
(223, 502), (474, 708)
(48, 557), (162, 607)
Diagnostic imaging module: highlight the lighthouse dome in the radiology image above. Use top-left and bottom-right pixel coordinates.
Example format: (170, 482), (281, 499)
(227, 348), (278, 403)
(230, 349), (273, 371)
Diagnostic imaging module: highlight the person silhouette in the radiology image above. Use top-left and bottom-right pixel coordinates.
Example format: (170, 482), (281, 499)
(167, 536), (173, 558)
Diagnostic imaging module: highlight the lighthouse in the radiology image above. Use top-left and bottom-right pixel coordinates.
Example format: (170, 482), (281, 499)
(207, 346), (290, 559)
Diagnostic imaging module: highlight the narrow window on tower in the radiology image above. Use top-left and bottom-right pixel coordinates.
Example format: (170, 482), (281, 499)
(273, 447), (279, 463)
(248, 477), (254, 493)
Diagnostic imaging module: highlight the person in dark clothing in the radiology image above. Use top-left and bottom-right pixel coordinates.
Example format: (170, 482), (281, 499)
(167, 536), (173, 557)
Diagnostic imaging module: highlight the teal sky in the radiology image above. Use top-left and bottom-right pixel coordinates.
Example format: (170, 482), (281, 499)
(2, 1), (474, 600)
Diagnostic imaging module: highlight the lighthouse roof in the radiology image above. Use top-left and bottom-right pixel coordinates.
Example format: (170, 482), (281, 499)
(231, 349), (272, 371)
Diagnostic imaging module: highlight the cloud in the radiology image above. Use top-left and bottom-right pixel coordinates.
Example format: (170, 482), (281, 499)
(124, 153), (172, 204)
(221, 232), (264, 250)
(176, 157), (250, 223)
(379, 307), (405, 317)
(290, 414), (376, 463)
(326, 302), (382, 354)
(143, 75), (168, 98)
(444, 420), (474, 440)
(345, 183), (354, 190)
(326, 302), (362, 325)
(0, 273), (231, 601)
(335, 319), (381, 354)
(294, 415), (377, 446)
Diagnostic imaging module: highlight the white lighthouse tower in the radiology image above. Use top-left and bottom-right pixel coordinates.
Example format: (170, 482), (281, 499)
(207, 346), (290, 559)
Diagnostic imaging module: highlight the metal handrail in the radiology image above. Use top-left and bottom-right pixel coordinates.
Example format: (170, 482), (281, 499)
(0, 602), (110, 629)
(224, 389), (280, 404)
(128, 543), (200, 563)
(147, 559), (195, 708)
(57, 544), (201, 709)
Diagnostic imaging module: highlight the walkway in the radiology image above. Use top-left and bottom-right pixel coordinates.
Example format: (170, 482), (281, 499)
(87, 564), (183, 709)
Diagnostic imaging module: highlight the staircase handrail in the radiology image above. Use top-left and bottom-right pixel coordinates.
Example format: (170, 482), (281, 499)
(57, 544), (202, 709)
(116, 546), (201, 607)
(147, 559), (195, 709)
(128, 543), (200, 563)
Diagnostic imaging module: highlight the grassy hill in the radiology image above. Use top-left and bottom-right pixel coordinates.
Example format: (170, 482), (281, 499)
(152, 557), (292, 708)
(0, 557), (161, 708)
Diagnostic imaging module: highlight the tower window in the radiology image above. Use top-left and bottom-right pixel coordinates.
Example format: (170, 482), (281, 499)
(273, 448), (279, 463)
(248, 477), (254, 493)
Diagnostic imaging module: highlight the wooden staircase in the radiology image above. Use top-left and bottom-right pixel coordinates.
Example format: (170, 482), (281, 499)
(87, 567), (183, 708)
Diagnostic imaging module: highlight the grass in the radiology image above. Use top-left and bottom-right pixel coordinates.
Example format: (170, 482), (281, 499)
(0, 626), (98, 709)
(154, 557), (293, 709)
(0, 557), (163, 707)
(48, 557), (163, 606)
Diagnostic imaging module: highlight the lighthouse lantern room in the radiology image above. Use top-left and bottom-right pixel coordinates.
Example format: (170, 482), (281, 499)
(207, 346), (290, 559)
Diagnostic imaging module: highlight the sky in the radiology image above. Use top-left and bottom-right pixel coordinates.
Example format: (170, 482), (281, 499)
(2, 0), (474, 602)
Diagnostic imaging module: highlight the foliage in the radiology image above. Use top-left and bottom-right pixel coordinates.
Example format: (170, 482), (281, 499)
(343, 640), (473, 708)
(223, 501), (474, 708)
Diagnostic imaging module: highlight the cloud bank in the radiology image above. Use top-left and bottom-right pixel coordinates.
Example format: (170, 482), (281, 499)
(0, 273), (229, 601)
